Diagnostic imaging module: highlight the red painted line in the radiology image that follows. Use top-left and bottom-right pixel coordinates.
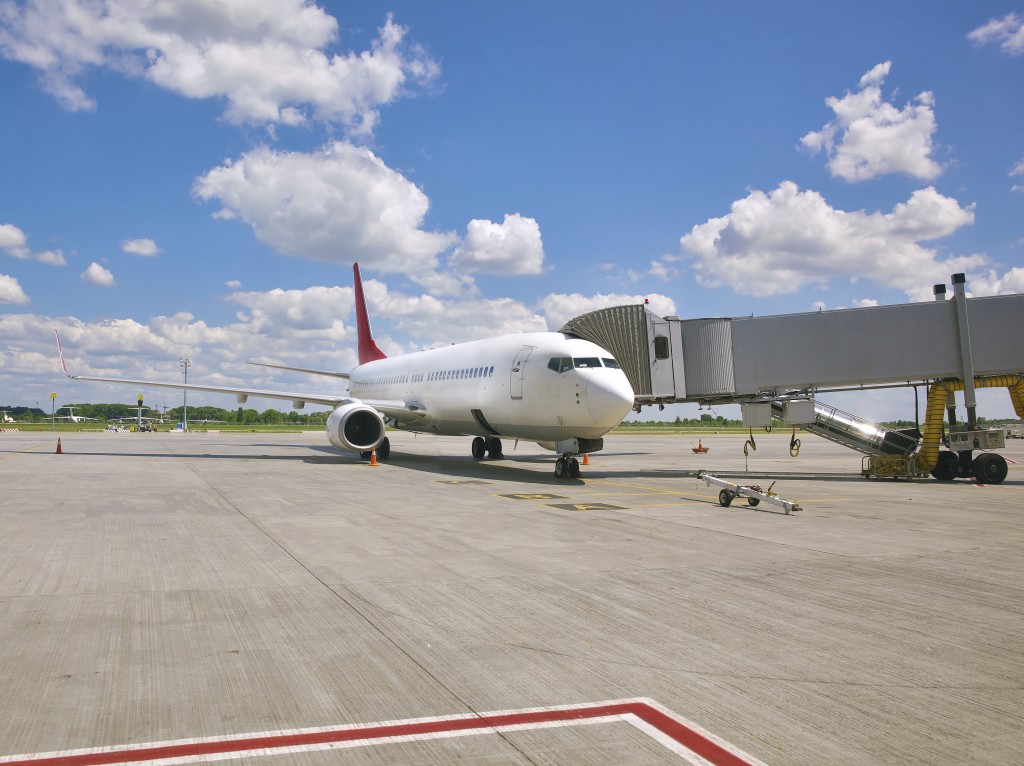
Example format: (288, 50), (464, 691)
(2, 700), (760, 766)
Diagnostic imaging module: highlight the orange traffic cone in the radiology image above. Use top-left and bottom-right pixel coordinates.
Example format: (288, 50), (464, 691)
(368, 449), (378, 466)
(55, 438), (62, 454)
(582, 453), (590, 465)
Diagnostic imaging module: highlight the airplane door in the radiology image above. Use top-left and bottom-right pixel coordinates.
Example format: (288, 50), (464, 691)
(510, 346), (534, 400)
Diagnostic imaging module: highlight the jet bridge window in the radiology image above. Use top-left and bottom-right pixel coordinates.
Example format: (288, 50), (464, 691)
(547, 356), (573, 373)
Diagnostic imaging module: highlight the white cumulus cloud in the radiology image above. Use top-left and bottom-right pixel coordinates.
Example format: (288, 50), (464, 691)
(968, 11), (1024, 56)
(801, 61), (943, 181)
(0, 222), (65, 265)
(81, 262), (115, 287)
(0, 3), (437, 133)
(450, 214), (545, 275)
(677, 181), (992, 300)
(539, 292), (677, 332)
(1010, 156), (1024, 193)
(122, 238), (162, 256)
(194, 141), (456, 275)
(969, 267), (1024, 296)
(0, 223), (28, 251)
(0, 274), (29, 304)
(228, 285), (350, 336)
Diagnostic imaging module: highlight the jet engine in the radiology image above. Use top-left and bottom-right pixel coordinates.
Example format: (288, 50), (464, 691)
(325, 402), (386, 451)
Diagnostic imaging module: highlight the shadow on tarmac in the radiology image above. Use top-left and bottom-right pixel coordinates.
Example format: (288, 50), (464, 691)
(29, 441), (1023, 488)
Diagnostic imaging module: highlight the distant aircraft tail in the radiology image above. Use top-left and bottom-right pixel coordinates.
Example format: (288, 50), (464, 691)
(353, 263), (387, 365)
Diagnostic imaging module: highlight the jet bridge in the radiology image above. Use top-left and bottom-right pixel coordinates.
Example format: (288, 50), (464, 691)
(560, 274), (1024, 483)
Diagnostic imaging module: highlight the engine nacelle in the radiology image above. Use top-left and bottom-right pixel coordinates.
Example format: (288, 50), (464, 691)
(325, 402), (386, 451)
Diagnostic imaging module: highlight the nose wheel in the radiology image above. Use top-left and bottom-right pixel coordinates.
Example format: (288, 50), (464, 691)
(554, 455), (581, 479)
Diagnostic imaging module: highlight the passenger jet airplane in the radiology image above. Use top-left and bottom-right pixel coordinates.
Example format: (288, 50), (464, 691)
(57, 264), (635, 478)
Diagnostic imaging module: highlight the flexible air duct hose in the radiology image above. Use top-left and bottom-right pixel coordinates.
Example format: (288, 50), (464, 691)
(915, 375), (1024, 472)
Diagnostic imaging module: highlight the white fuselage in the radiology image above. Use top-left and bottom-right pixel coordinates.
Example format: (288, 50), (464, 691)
(348, 332), (634, 443)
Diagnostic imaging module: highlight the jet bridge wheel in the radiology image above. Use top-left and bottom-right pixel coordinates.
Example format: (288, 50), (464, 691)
(931, 451), (959, 481)
(973, 453), (1008, 484)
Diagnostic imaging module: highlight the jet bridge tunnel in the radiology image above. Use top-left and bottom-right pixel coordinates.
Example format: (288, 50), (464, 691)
(560, 275), (1024, 482)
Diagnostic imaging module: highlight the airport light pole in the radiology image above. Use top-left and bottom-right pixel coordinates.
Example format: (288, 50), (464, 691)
(50, 392), (56, 432)
(180, 358), (191, 432)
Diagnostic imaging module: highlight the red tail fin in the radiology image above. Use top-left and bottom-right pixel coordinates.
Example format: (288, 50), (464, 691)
(353, 263), (387, 365)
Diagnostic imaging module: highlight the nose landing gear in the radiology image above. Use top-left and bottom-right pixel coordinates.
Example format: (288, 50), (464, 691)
(554, 454), (581, 479)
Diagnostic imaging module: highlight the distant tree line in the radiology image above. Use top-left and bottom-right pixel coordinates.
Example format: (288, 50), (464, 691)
(3, 403), (330, 425)
(621, 414), (744, 427)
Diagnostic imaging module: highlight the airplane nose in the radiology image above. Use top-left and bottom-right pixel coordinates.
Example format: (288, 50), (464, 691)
(586, 373), (635, 424)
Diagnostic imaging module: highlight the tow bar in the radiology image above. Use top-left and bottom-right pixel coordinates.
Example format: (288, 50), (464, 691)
(697, 471), (803, 514)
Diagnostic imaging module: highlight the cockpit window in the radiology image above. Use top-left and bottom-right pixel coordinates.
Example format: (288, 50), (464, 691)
(573, 357), (602, 369)
(547, 356), (573, 373)
(602, 357), (620, 369)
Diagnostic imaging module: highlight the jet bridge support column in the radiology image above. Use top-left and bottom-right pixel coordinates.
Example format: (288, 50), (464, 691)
(934, 284), (958, 426)
(952, 273), (978, 432)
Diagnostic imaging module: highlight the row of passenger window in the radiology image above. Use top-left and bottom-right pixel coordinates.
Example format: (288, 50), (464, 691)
(354, 366), (496, 390)
(546, 356), (621, 373)
(428, 366), (495, 381)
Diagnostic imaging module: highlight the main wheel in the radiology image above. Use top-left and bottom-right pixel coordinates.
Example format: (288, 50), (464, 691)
(568, 457), (581, 478)
(972, 452), (1008, 484)
(718, 489), (733, 507)
(376, 437), (391, 460)
(931, 451), (958, 481)
(487, 437), (503, 459)
(554, 458), (566, 478)
(471, 436), (486, 459)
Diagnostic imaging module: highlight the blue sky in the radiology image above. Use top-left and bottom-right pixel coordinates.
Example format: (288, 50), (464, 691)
(1, 1), (1022, 421)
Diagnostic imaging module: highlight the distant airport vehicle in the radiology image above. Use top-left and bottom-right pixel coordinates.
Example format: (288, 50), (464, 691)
(57, 264), (635, 477)
(53, 406), (97, 423)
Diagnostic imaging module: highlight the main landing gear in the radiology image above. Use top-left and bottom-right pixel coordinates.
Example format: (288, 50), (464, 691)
(471, 436), (503, 460)
(360, 436), (390, 461)
(554, 454), (581, 479)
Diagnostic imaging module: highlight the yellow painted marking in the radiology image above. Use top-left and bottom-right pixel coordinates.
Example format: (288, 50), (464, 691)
(545, 502), (628, 512)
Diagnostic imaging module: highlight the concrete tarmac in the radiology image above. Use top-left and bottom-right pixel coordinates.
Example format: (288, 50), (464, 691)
(1, 430), (1022, 764)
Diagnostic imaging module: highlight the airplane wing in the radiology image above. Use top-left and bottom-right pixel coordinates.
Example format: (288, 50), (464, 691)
(63, 371), (347, 408)
(55, 330), (427, 418)
(248, 361), (351, 379)
(57, 330), (346, 409)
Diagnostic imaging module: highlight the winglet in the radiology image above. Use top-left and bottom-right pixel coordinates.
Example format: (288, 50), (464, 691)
(353, 263), (387, 365)
(54, 329), (72, 377)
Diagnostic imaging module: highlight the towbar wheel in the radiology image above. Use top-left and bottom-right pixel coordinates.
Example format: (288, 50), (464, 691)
(718, 489), (733, 507)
